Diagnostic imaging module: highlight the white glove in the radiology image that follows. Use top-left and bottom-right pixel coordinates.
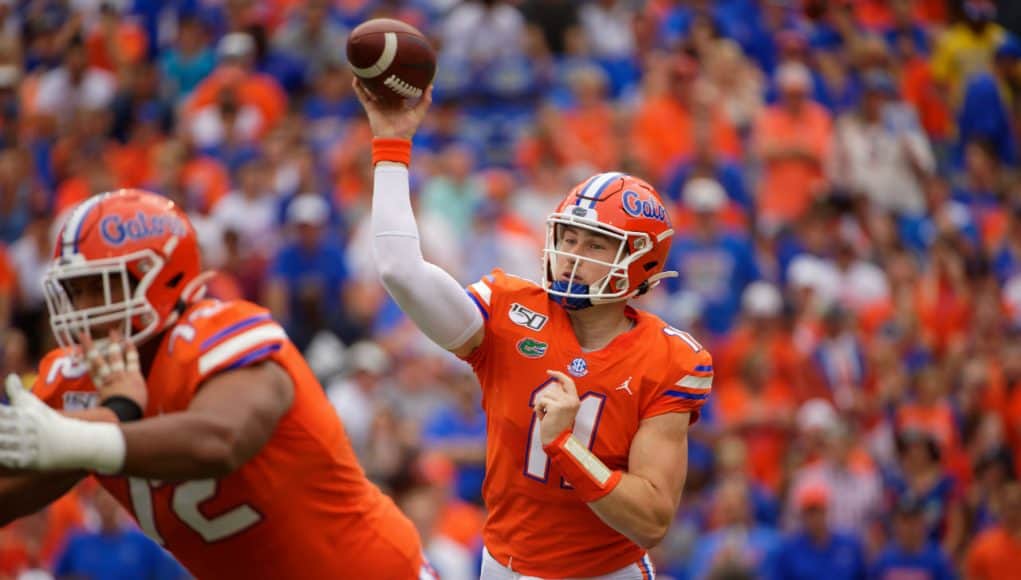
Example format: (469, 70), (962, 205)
(0, 374), (126, 474)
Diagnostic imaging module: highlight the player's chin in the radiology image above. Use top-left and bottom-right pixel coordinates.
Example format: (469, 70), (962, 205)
(83, 324), (121, 344)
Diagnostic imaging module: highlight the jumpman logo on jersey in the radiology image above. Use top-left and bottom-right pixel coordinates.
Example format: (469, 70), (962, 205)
(616, 376), (633, 396)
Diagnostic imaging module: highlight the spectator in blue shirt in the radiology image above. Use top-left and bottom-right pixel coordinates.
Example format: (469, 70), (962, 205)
(159, 15), (216, 102)
(663, 137), (751, 211)
(772, 484), (867, 580)
(665, 177), (760, 336)
(956, 36), (1021, 168)
(422, 368), (487, 505)
(266, 193), (354, 350)
(871, 495), (958, 580)
(54, 490), (188, 580)
(686, 478), (781, 580)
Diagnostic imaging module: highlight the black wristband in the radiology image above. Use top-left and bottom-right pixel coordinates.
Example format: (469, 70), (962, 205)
(101, 396), (143, 422)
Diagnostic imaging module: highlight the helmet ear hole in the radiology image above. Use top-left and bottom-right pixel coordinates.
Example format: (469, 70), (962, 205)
(167, 272), (183, 288)
(643, 261), (659, 272)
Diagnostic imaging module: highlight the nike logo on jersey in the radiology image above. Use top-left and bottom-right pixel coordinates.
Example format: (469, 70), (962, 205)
(616, 376), (633, 396)
(509, 303), (548, 331)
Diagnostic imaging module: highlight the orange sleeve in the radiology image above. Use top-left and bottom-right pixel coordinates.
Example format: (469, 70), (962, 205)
(30, 350), (93, 410)
(178, 301), (289, 393)
(462, 270), (505, 369)
(642, 333), (713, 423)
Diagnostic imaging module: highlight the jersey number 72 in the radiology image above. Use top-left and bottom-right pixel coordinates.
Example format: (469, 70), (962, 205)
(128, 478), (261, 544)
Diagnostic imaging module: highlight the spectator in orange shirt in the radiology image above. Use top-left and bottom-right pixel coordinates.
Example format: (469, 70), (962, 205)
(752, 61), (832, 228)
(895, 32), (952, 144)
(966, 482), (1021, 579)
(786, 419), (883, 537)
(558, 65), (621, 171)
(897, 366), (962, 457)
(718, 281), (804, 392)
(716, 353), (796, 491)
(147, 139), (231, 217)
(85, 1), (147, 72)
(187, 70), (266, 154)
(631, 55), (741, 183)
(915, 237), (973, 355)
(185, 32), (286, 137)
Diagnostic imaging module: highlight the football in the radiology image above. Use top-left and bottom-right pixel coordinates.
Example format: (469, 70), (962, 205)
(346, 18), (436, 105)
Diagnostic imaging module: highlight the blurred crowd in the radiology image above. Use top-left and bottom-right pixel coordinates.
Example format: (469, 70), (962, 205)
(1, 0), (1021, 578)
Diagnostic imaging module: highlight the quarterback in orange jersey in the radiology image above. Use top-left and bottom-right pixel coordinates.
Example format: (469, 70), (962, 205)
(0, 190), (435, 580)
(358, 81), (712, 579)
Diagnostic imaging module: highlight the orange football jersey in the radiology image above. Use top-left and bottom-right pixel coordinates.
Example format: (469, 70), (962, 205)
(33, 299), (423, 580)
(464, 269), (713, 577)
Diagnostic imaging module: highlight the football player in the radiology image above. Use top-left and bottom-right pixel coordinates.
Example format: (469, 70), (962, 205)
(0, 190), (435, 580)
(357, 81), (713, 579)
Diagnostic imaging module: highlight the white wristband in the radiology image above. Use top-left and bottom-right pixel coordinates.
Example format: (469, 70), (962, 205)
(45, 417), (127, 474)
(1, 374), (125, 475)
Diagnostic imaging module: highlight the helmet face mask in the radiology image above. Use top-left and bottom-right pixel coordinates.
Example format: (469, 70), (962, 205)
(44, 190), (204, 357)
(542, 173), (677, 309)
(542, 217), (654, 308)
(44, 249), (165, 352)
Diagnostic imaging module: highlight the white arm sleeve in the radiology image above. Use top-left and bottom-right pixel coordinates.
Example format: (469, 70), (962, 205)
(371, 162), (484, 350)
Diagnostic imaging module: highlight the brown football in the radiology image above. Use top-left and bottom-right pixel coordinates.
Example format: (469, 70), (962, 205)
(346, 18), (436, 105)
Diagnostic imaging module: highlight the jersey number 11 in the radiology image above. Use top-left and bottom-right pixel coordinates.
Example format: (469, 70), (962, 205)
(524, 379), (607, 486)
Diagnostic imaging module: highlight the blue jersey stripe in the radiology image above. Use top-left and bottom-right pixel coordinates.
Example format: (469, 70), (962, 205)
(223, 343), (282, 371)
(466, 291), (489, 320)
(664, 390), (709, 400)
(199, 314), (272, 351)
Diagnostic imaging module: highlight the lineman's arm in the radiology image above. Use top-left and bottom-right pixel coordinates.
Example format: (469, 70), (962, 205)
(0, 470), (84, 526)
(0, 391), (124, 525)
(0, 363), (294, 481)
(587, 412), (689, 549)
(118, 361), (293, 479)
(357, 80), (483, 357)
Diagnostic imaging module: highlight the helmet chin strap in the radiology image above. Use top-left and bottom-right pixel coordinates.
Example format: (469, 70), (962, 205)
(548, 269), (679, 310)
(179, 270), (215, 305)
